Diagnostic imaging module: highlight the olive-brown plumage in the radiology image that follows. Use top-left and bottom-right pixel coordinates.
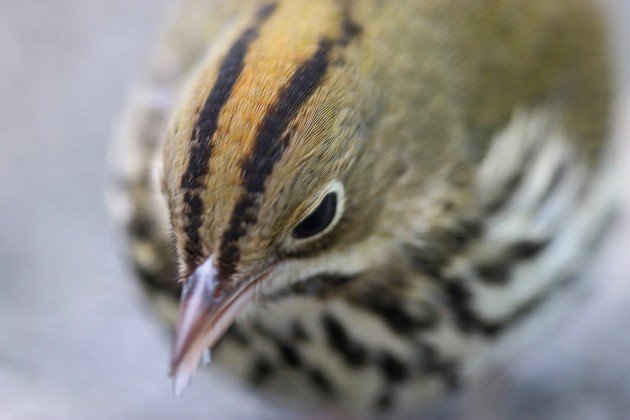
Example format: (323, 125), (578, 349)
(109, 0), (614, 414)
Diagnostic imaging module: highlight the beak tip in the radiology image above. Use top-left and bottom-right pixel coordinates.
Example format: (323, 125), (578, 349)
(173, 368), (191, 396)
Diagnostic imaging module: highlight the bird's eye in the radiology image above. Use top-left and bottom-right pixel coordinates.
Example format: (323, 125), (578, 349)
(293, 192), (338, 239)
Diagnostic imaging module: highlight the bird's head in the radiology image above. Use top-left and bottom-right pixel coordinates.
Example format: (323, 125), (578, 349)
(160, 1), (396, 393)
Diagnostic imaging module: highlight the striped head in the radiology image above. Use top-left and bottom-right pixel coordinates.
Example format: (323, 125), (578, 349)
(161, 1), (388, 391)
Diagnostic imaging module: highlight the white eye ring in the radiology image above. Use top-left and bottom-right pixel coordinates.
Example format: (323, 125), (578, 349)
(292, 180), (345, 241)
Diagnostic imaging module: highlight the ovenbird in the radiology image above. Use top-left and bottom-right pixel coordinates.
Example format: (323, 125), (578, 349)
(109, 0), (614, 414)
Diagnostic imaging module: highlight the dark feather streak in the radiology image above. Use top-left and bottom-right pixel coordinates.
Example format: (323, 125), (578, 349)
(180, 3), (277, 267)
(218, 39), (333, 280)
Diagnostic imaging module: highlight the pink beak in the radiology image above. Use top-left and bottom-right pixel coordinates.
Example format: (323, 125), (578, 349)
(170, 258), (267, 394)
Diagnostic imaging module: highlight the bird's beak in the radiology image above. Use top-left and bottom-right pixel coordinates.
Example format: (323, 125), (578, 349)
(170, 258), (270, 394)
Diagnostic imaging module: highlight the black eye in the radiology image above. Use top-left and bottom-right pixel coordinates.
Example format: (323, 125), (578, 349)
(293, 192), (338, 239)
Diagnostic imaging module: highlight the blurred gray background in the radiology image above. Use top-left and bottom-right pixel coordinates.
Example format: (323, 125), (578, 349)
(0, 1), (629, 419)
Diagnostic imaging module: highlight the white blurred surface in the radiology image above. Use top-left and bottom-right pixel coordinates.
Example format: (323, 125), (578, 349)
(0, 1), (628, 419)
